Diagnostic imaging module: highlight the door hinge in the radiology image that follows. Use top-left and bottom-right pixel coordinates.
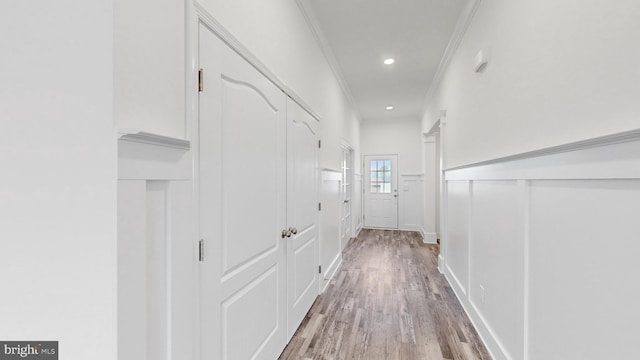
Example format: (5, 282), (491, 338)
(318, 202), (322, 211)
(319, 265), (322, 274)
(318, 139), (321, 149)
(198, 239), (205, 262)
(198, 68), (204, 92)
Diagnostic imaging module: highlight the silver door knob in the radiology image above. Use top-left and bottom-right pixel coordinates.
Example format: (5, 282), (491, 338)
(282, 229), (292, 238)
(289, 227), (298, 235)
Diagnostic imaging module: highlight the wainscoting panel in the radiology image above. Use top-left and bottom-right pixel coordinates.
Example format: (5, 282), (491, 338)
(440, 130), (640, 360)
(117, 135), (195, 360)
(445, 180), (470, 295)
(469, 180), (524, 360)
(399, 174), (425, 235)
(528, 179), (640, 360)
(319, 169), (342, 291)
(353, 173), (363, 234)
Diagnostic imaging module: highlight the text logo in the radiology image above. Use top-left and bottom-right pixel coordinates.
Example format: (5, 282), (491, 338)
(0, 342), (57, 359)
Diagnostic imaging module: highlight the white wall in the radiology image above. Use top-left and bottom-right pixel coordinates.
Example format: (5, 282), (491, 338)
(0, 1), (117, 359)
(423, 1), (640, 359)
(423, 0), (640, 169)
(361, 117), (422, 174)
(114, 0), (186, 139)
(361, 118), (423, 231)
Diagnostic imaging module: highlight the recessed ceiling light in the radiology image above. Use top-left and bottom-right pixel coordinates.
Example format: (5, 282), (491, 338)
(383, 58), (395, 65)
(386, 106), (394, 110)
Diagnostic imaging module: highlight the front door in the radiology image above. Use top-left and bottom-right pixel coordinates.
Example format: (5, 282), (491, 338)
(364, 155), (398, 229)
(199, 24), (287, 360)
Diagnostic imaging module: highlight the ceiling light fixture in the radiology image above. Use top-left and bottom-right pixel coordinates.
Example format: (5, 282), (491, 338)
(383, 58), (395, 65)
(386, 106), (394, 110)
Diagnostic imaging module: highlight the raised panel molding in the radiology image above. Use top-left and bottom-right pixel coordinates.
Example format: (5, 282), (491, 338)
(441, 129), (640, 360)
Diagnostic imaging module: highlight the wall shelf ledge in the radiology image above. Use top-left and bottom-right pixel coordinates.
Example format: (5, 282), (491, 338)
(118, 129), (190, 150)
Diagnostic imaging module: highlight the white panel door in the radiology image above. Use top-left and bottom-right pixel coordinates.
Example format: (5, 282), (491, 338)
(199, 24), (287, 360)
(285, 98), (319, 340)
(364, 155), (398, 228)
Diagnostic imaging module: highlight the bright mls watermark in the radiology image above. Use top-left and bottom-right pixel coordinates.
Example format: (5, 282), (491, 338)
(0, 342), (57, 359)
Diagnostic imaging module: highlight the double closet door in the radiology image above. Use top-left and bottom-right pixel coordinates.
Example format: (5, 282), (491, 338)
(198, 24), (319, 360)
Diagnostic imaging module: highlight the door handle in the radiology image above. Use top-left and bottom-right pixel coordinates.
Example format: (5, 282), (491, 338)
(343, 200), (350, 203)
(288, 227), (298, 235)
(281, 229), (292, 238)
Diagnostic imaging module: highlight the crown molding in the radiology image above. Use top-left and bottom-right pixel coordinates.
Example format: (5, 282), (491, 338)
(194, 1), (321, 121)
(295, 0), (363, 123)
(420, 0), (483, 116)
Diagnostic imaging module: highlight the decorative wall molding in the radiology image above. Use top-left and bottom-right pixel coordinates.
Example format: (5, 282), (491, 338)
(118, 135), (192, 181)
(446, 129), (640, 180)
(194, 2), (321, 122)
(440, 131), (640, 360)
(295, 0), (362, 123)
(447, 128), (640, 173)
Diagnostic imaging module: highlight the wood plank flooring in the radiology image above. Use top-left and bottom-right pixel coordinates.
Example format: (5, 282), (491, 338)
(279, 229), (491, 360)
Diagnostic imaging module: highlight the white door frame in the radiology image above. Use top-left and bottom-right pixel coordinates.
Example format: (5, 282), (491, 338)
(424, 112), (447, 272)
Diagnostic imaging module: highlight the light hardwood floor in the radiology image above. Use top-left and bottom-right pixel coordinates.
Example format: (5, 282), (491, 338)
(279, 229), (491, 360)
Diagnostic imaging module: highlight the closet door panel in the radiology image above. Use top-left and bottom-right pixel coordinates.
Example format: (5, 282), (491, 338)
(286, 98), (319, 339)
(199, 23), (287, 360)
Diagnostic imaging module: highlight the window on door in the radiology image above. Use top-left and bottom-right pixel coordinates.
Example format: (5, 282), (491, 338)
(370, 159), (392, 193)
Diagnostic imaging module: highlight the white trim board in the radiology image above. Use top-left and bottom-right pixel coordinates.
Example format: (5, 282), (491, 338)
(446, 129), (640, 180)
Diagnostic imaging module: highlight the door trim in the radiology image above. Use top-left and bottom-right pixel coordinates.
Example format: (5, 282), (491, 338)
(363, 154), (399, 229)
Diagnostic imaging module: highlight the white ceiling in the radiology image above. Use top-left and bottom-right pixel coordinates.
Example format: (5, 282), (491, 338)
(301, 0), (468, 122)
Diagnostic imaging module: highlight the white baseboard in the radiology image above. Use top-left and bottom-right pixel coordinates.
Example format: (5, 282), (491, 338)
(354, 225), (362, 238)
(399, 224), (424, 233)
(437, 255), (444, 274)
(422, 231), (438, 244)
(443, 268), (506, 360)
(320, 253), (342, 293)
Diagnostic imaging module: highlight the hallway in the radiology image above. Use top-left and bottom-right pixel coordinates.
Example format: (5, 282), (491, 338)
(280, 229), (490, 360)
